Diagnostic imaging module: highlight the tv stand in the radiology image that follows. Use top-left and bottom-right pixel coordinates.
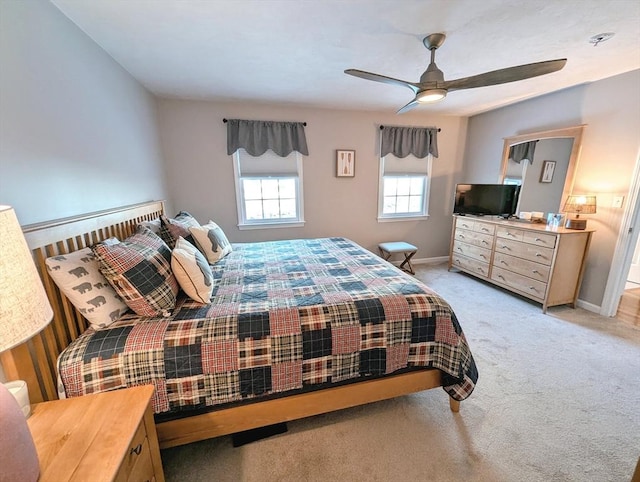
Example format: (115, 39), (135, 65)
(448, 215), (593, 312)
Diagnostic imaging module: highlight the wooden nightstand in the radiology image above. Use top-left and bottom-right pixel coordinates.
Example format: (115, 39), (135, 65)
(27, 385), (164, 482)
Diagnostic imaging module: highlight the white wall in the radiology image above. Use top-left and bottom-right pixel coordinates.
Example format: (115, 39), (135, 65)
(0, 0), (168, 225)
(463, 70), (640, 308)
(156, 99), (468, 258)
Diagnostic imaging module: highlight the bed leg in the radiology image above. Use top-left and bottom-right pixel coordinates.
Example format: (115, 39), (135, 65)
(449, 397), (460, 413)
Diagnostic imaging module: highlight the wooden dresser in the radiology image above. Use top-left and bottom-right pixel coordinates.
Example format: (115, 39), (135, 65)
(27, 385), (164, 482)
(449, 215), (593, 312)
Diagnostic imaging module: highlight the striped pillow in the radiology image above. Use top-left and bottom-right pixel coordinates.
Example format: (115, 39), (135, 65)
(92, 227), (178, 316)
(171, 237), (213, 304)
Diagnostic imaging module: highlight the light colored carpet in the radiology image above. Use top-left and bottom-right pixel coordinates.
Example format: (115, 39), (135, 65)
(160, 263), (640, 482)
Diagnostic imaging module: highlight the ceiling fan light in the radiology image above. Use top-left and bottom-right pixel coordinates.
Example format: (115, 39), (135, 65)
(416, 89), (447, 103)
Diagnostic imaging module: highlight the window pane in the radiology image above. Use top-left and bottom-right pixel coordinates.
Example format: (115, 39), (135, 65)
(280, 199), (297, 218)
(408, 195), (423, 212)
(384, 177), (397, 196)
(243, 179), (262, 200)
(397, 178), (411, 195)
(396, 196), (410, 213)
(383, 197), (397, 214)
(263, 200), (280, 219)
(262, 179), (279, 199)
(279, 179), (296, 198)
(410, 177), (424, 194)
(245, 200), (263, 220)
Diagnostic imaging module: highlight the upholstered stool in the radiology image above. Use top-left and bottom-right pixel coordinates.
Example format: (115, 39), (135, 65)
(378, 241), (418, 274)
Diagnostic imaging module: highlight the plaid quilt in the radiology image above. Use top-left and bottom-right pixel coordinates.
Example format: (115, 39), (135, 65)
(58, 238), (478, 415)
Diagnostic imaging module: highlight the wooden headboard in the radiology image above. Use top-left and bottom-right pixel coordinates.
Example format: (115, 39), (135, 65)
(0, 201), (165, 403)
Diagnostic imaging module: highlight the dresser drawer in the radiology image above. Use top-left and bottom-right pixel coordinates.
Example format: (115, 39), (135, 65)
(491, 266), (547, 301)
(455, 217), (475, 231)
(472, 221), (495, 235)
(493, 253), (550, 283)
(522, 231), (557, 249)
(496, 226), (523, 242)
(494, 238), (554, 266)
(116, 420), (148, 482)
(451, 254), (490, 278)
(453, 229), (493, 249)
(452, 240), (492, 264)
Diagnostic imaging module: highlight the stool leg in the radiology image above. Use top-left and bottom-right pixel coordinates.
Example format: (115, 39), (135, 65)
(399, 252), (416, 274)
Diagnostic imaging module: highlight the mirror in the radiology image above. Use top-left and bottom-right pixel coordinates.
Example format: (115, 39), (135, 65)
(499, 125), (585, 216)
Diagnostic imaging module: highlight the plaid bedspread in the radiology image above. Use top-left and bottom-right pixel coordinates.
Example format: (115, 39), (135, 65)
(58, 238), (478, 415)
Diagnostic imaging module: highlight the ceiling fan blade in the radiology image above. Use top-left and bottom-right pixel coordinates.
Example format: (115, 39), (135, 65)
(441, 59), (567, 91)
(344, 69), (420, 93)
(396, 98), (420, 114)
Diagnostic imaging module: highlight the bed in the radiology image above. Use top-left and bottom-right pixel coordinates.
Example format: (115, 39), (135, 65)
(2, 201), (477, 448)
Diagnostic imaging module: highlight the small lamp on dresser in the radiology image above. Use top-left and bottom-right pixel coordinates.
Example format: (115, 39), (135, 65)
(563, 195), (597, 230)
(0, 205), (54, 482)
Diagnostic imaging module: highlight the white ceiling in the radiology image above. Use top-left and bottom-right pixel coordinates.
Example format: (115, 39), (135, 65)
(51, 0), (640, 117)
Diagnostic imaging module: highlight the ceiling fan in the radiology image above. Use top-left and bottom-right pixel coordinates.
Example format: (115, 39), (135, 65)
(344, 33), (567, 114)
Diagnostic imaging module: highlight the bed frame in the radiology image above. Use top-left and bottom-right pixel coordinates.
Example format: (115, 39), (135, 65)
(2, 200), (460, 449)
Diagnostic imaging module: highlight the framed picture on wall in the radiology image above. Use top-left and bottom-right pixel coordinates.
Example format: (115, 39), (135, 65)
(336, 150), (355, 177)
(540, 160), (556, 183)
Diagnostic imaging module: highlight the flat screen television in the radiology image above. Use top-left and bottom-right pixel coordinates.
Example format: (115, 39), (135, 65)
(453, 183), (520, 217)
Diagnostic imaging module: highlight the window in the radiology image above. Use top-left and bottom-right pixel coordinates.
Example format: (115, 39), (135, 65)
(378, 153), (431, 221)
(233, 148), (304, 229)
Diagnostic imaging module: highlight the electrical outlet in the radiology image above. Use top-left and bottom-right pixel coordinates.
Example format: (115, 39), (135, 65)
(612, 196), (624, 208)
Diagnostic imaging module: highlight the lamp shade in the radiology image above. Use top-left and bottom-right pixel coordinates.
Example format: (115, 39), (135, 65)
(0, 205), (53, 352)
(562, 195), (597, 215)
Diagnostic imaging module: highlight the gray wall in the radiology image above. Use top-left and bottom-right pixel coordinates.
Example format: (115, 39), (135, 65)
(463, 70), (640, 308)
(156, 99), (468, 257)
(0, 0), (168, 225)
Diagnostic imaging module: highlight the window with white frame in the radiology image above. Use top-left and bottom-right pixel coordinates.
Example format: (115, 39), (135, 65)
(233, 148), (304, 228)
(378, 153), (431, 220)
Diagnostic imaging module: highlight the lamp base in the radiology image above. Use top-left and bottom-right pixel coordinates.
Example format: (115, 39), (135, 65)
(565, 218), (587, 230)
(0, 383), (39, 482)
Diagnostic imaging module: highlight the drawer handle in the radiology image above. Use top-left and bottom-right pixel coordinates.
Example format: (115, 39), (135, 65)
(497, 274), (505, 280)
(500, 260), (507, 265)
(130, 444), (143, 456)
(528, 286), (539, 292)
(534, 237), (545, 243)
(481, 228), (489, 232)
(480, 254), (487, 259)
(535, 253), (543, 257)
(507, 232), (516, 237)
(459, 234), (465, 238)
(501, 245), (510, 250)
(457, 247), (463, 252)
(532, 269), (539, 274)
(482, 240), (488, 245)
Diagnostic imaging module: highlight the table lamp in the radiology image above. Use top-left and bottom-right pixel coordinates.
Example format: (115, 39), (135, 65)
(563, 195), (597, 230)
(0, 205), (54, 482)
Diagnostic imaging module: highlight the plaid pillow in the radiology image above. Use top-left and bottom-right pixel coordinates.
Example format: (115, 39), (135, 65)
(159, 211), (200, 249)
(92, 227), (178, 316)
(189, 220), (233, 263)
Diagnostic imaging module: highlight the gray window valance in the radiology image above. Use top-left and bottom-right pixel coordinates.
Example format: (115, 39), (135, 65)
(508, 140), (538, 164)
(226, 119), (309, 157)
(380, 126), (439, 159)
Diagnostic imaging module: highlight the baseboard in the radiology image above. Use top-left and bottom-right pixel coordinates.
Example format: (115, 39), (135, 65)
(388, 256), (448, 267)
(576, 299), (601, 314)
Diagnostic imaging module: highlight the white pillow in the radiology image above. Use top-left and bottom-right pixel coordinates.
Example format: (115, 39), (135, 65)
(189, 221), (232, 264)
(45, 247), (129, 330)
(171, 237), (214, 304)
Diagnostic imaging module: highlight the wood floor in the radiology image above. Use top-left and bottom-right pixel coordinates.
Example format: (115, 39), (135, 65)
(616, 287), (640, 327)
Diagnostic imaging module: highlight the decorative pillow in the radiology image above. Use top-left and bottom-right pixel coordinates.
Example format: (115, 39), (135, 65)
(189, 221), (233, 264)
(158, 211), (200, 249)
(171, 237), (214, 304)
(92, 227), (178, 317)
(45, 247), (129, 330)
(138, 218), (162, 235)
